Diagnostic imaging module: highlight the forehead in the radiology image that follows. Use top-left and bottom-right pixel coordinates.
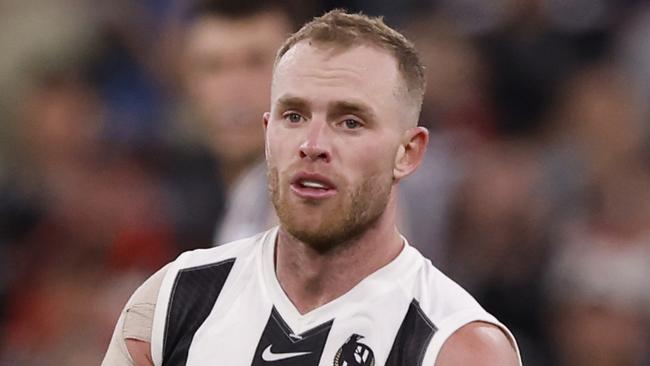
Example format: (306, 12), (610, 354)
(185, 12), (289, 56)
(272, 41), (405, 107)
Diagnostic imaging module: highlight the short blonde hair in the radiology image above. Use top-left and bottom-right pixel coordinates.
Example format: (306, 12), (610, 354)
(275, 9), (426, 108)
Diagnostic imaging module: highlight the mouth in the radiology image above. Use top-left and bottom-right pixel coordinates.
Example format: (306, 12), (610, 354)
(290, 172), (338, 200)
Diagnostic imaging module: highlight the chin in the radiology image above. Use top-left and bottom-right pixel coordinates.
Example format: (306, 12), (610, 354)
(285, 225), (348, 253)
(280, 205), (383, 254)
(279, 209), (331, 245)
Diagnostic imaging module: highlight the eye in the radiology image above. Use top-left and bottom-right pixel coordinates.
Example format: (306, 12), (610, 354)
(342, 119), (362, 129)
(284, 112), (303, 123)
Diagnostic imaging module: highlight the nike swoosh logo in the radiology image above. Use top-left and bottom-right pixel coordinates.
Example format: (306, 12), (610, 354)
(261, 345), (312, 361)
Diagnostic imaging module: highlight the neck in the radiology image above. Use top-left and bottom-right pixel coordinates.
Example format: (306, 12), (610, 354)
(275, 191), (404, 314)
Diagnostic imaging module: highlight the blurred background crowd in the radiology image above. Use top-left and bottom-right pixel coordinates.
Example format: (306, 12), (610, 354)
(0, 0), (649, 364)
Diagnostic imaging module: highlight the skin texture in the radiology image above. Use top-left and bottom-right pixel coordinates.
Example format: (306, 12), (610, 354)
(265, 41), (428, 314)
(436, 322), (520, 366)
(125, 339), (154, 366)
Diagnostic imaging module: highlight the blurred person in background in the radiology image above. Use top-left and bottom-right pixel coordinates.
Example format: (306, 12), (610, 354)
(401, 13), (558, 364)
(86, 0), (227, 252)
(404, 2), (650, 365)
(542, 63), (650, 366)
(0, 3), (204, 363)
(459, 0), (615, 136)
(175, 0), (306, 244)
(0, 68), (176, 364)
(443, 140), (554, 366)
(398, 16), (495, 264)
(0, 2), (150, 363)
(546, 205), (650, 366)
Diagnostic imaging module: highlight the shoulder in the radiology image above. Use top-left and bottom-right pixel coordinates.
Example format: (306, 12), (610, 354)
(435, 322), (520, 366)
(405, 256), (520, 365)
(411, 255), (487, 323)
(109, 230), (274, 366)
(174, 229), (272, 270)
(103, 264), (168, 366)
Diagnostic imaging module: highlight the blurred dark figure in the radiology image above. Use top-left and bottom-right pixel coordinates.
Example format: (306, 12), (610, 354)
(543, 65), (650, 366)
(399, 17), (495, 263)
(441, 62), (650, 365)
(89, 0), (183, 145)
(470, 0), (616, 136)
(444, 140), (554, 365)
(169, 0), (308, 244)
(84, 0), (226, 252)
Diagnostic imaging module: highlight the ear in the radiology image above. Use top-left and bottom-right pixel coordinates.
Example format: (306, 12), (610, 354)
(263, 112), (271, 159)
(263, 112), (270, 131)
(393, 126), (429, 180)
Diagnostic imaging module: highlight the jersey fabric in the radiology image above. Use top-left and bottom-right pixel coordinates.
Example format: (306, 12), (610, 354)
(150, 227), (521, 366)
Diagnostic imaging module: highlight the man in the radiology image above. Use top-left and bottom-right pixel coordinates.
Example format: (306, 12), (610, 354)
(180, 0), (297, 243)
(103, 10), (521, 365)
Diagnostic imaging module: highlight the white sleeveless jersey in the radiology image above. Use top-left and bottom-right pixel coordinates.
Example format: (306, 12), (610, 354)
(151, 227), (521, 366)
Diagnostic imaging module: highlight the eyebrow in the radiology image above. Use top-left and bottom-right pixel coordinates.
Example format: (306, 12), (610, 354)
(328, 100), (376, 122)
(275, 96), (309, 112)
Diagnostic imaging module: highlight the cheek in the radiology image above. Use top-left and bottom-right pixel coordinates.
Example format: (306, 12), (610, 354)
(265, 125), (292, 165)
(349, 143), (396, 179)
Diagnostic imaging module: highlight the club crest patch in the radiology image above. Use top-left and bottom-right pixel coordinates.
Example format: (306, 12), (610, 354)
(333, 334), (375, 366)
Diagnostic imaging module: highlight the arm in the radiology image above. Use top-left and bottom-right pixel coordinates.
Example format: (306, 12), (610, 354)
(125, 339), (155, 366)
(435, 322), (520, 366)
(102, 265), (168, 366)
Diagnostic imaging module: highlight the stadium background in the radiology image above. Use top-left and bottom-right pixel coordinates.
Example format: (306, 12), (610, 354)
(0, 0), (649, 364)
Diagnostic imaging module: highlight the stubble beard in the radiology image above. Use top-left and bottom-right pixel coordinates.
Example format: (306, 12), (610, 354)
(268, 166), (393, 252)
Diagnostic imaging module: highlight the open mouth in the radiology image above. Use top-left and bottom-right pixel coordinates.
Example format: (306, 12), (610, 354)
(290, 173), (337, 200)
(299, 179), (330, 190)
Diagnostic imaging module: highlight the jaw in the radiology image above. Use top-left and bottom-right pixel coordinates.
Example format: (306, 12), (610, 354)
(277, 195), (345, 249)
(278, 188), (395, 254)
(268, 157), (398, 252)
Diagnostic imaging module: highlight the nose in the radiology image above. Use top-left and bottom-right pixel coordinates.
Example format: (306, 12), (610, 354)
(299, 119), (331, 163)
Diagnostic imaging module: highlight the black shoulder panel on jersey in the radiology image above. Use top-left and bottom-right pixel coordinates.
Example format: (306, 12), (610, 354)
(162, 258), (235, 366)
(385, 299), (437, 366)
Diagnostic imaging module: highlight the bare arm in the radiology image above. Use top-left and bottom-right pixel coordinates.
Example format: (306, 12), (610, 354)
(435, 322), (520, 366)
(125, 339), (154, 366)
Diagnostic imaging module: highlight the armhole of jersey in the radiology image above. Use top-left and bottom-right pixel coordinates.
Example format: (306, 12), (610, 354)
(150, 254), (188, 366)
(421, 310), (522, 366)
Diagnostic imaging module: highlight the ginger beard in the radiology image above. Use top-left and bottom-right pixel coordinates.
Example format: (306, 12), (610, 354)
(268, 165), (394, 252)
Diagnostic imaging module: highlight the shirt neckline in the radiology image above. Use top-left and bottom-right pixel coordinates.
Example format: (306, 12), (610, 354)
(259, 226), (419, 334)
